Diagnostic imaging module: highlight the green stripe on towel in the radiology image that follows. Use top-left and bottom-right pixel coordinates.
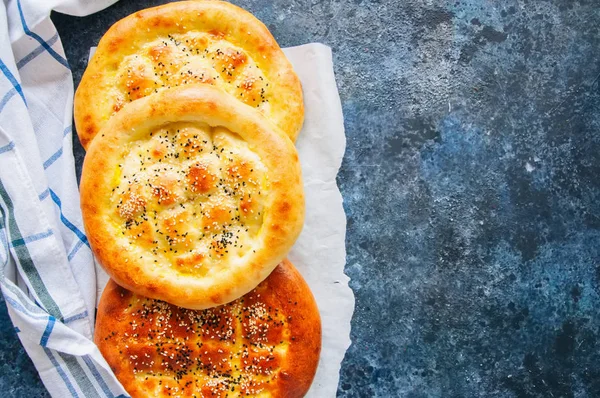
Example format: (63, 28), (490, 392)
(57, 351), (102, 398)
(0, 181), (62, 320)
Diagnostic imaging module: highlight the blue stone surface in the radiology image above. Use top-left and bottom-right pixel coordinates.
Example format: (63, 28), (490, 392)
(1, 0), (599, 396)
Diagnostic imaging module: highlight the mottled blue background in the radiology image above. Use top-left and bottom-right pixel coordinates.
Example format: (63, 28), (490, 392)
(1, 0), (599, 396)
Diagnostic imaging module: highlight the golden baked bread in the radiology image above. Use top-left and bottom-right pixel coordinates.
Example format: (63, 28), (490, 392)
(80, 85), (304, 309)
(95, 259), (321, 398)
(74, 0), (304, 149)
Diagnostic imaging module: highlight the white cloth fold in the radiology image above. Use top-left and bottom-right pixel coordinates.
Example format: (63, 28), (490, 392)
(1, 0), (127, 397)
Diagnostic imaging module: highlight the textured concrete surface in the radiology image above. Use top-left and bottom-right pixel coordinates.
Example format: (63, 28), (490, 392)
(1, 0), (599, 396)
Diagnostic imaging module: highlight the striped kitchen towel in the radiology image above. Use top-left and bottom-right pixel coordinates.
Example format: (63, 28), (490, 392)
(0, 0), (129, 397)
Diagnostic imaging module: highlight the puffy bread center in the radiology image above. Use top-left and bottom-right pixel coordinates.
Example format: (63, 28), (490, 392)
(118, 289), (290, 396)
(111, 122), (268, 275)
(114, 32), (273, 117)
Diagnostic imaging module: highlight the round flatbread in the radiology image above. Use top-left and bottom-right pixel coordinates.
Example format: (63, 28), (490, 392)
(80, 85), (304, 309)
(74, 0), (304, 149)
(95, 260), (321, 398)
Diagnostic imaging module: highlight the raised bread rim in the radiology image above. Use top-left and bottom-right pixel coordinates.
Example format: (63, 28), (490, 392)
(95, 259), (322, 398)
(80, 84), (305, 309)
(74, 0), (304, 149)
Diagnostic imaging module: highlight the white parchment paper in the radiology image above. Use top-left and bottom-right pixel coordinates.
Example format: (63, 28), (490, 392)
(284, 43), (354, 397)
(90, 43), (354, 397)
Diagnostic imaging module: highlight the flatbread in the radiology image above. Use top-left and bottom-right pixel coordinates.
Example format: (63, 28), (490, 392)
(80, 85), (304, 309)
(74, 0), (304, 149)
(95, 260), (321, 397)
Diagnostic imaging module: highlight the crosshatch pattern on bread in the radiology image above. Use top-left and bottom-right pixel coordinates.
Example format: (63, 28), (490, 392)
(74, 0), (304, 149)
(95, 260), (321, 398)
(80, 86), (304, 309)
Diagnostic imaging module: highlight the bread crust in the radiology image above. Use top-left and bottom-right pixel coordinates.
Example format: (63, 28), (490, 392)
(95, 259), (321, 397)
(80, 85), (304, 309)
(74, 0), (304, 148)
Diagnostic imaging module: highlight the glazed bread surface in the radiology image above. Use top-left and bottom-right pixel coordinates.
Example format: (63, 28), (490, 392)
(74, 0), (304, 148)
(80, 85), (304, 309)
(95, 259), (321, 398)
